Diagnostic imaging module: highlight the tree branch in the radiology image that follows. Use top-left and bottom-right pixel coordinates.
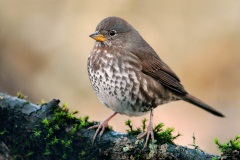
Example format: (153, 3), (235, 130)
(0, 92), (220, 159)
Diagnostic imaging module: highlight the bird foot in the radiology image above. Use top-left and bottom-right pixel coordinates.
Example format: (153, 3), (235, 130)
(86, 112), (117, 144)
(137, 121), (155, 149)
(87, 120), (109, 144)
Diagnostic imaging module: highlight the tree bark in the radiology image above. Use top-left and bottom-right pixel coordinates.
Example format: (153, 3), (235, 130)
(0, 92), (220, 160)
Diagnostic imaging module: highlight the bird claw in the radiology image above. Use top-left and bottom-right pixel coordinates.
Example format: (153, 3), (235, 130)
(137, 124), (155, 149)
(87, 121), (109, 144)
(137, 110), (155, 150)
(86, 112), (118, 144)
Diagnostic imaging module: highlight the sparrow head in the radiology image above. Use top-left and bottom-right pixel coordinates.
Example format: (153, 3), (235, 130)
(90, 16), (137, 47)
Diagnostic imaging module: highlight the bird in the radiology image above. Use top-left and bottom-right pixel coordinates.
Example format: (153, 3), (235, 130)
(87, 16), (224, 148)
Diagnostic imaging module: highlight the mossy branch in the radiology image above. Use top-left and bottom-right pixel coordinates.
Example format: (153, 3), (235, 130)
(0, 92), (221, 159)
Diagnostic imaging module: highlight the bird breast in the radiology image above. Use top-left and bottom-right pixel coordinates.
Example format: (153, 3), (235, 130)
(87, 44), (176, 116)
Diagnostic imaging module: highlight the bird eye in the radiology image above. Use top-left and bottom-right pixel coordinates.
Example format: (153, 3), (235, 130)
(109, 30), (116, 36)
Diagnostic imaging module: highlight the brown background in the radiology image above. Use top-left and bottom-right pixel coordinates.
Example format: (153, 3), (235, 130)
(0, 0), (239, 155)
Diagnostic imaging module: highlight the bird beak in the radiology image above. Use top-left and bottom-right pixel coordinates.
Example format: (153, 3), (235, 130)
(89, 31), (106, 42)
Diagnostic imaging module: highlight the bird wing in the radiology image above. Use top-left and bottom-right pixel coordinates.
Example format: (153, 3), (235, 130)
(131, 48), (187, 95)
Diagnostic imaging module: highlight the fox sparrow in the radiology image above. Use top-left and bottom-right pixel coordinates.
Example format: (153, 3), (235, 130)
(87, 16), (224, 148)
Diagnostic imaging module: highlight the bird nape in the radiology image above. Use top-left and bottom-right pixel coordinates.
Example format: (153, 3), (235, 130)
(86, 16), (224, 149)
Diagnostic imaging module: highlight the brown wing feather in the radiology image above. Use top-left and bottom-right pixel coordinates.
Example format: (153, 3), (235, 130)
(131, 47), (187, 95)
(141, 58), (187, 95)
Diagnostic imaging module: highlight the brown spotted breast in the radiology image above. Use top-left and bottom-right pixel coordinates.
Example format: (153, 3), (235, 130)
(87, 42), (178, 116)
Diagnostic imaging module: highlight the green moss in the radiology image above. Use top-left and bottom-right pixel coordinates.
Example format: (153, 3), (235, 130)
(42, 118), (50, 126)
(124, 119), (181, 160)
(0, 102), (93, 159)
(25, 104), (92, 159)
(214, 135), (240, 159)
(16, 91), (27, 99)
(36, 99), (46, 105)
(132, 153), (141, 160)
(188, 133), (204, 152)
(125, 119), (180, 145)
(154, 123), (181, 145)
(125, 119), (141, 135)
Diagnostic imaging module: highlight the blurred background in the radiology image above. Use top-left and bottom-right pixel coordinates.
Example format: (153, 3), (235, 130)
(0, 0), (239, 155)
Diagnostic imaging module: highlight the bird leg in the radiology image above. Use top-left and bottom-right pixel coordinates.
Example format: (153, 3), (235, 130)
(137, 109), (154, 149)
(87, 112), (118, 144)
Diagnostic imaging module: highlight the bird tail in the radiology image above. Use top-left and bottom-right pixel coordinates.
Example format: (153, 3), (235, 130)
(182, 94), (224, 117)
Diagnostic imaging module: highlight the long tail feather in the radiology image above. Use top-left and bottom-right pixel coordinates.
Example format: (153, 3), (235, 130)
(182, 94), (224, 117)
